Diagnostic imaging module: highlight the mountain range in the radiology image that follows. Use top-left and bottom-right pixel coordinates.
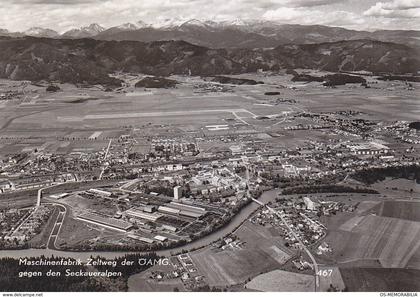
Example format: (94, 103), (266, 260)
(0, 37), (418, 86)
(1, 20), (420, 49)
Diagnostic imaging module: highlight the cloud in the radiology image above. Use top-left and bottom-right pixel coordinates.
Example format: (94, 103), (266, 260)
(6, 0), (100, 4)
(263, 7), (367, 28)
(381, 0), (420, 10)
(364, 0), (420, 18)
(263, 7), (305, 21)
(0, 0), (418, 32)
(288, 0), (348, 7)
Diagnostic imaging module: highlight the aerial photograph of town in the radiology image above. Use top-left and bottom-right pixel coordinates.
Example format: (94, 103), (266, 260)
(0, 0), (419, 294)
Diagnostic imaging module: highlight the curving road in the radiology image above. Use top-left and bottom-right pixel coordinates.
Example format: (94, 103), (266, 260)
(45, 203), (67, 250)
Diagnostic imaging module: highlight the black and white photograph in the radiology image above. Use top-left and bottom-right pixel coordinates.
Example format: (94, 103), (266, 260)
(0, 0), (419, 294)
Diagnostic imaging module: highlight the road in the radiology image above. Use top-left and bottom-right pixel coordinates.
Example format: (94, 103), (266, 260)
(244, 163), (319, 291)
(251, 197), (320, 291)
(119, 178), (140, 189)
(9, 209), (34, 237)
(98, 139), (112, 180)
(46, 204), (67, 250)
(232, 111), (251, 125)
(37, 183), (63, 208)
(104, 139), (112, 160)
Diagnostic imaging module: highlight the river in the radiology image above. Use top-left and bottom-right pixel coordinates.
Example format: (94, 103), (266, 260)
(0, 189), (280, 261)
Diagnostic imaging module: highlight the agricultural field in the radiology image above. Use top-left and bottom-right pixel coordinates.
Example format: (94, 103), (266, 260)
(245, 269), (315, 292)
(190, 221), (293, 287)
(190, 247), (281, 287)
(1, 80), (285, 133)
(1, 74), (419, 149)
(372, 178), (420, 199)
(379, 200), (420, 222)
(322, 207), (420, 268)
(316, 196), (420, 292)
(0, 190), (37, 209)
(128, 276), (184, 292)
(59, 193), (118, 217)
(317, 265), (346, 292)
(406, 246), (420, 270)
(339, 268), (420, 292)
(54, 216), (102, 249)
(235, 221), (292, 264)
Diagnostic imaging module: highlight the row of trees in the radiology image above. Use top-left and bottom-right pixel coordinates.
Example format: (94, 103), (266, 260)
(282, 184), (379, 195)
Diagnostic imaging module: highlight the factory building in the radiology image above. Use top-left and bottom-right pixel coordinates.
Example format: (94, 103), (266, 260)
(303, 197), (317, 211)
(173, 186), (182, 200)
(88, 188), (112, 197)
(154, 235), (168, 242)
(0, 180), (14, 193)
(158, 202), (207, 219)
(143, 205), (157, 213)
(158, 206), (180, 215)
(348, 141), (390, 155)
(125, 208), (163, 222)
(162, 224), (177, 232)
(169, 202), (206, 218)
(128, 234), (154, 244)
(77, 213), (133, 232)
(49, 193), (69, 200)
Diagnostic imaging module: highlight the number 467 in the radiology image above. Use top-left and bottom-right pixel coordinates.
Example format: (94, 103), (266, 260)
(317, 269), (333, 277)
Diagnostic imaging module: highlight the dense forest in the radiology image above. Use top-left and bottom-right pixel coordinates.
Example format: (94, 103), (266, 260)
(352, 165), (420, 185)
(408, 122), (420, 130)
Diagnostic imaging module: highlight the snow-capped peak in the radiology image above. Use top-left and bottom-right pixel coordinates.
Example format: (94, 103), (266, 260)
(82, 23), (105, 34)
(62, 23), (105, 37)
(211, 19), (282, 33)
(25, 27), (44, 35)
(152, 17), (186, 29)
(136, 21), (151, 29)
(229, 18), (248, 26)
(181, 19), (207, 27)
(117, 23), (139, 31)
(24, 27), (59, 37)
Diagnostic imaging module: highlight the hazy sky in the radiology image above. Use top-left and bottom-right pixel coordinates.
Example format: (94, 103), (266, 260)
(1, 0), (419, 32)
